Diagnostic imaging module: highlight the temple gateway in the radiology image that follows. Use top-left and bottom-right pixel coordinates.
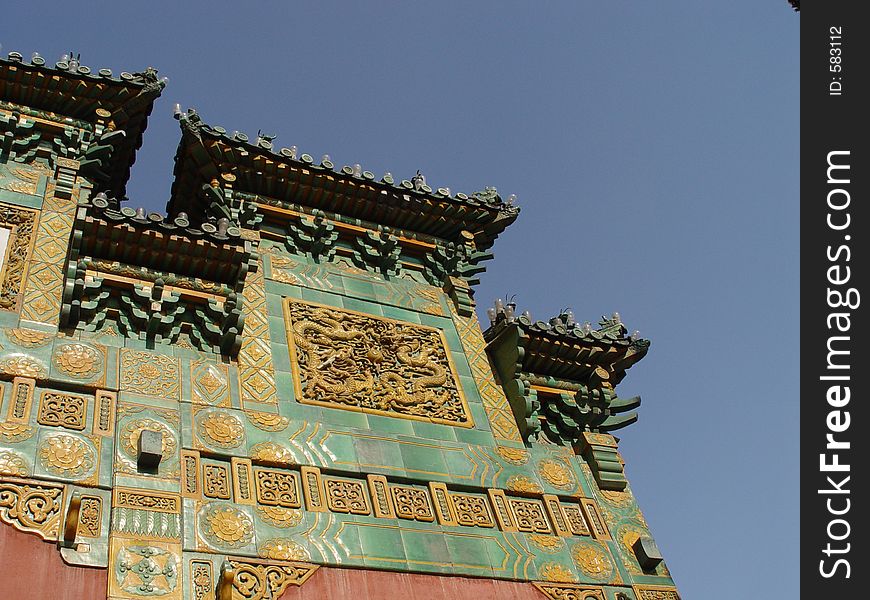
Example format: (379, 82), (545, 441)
(0, 50), (680, 599)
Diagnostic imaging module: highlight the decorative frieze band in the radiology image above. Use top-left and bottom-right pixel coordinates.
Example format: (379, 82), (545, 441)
(179, 455), (609, 541)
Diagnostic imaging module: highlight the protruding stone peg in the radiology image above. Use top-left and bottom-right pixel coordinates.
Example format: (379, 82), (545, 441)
(62, 496), (81, 547)
(137, 429), (163, 471)
(218, 560), (235, 600)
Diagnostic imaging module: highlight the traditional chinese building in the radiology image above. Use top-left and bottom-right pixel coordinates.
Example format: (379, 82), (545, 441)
(0, 50), (680, 600)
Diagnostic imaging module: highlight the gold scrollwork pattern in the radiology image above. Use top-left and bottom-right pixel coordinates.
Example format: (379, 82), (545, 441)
(37, 392), (87, 430)
(634, 586), (681, 600)
(495, 445), (530, 465)
(324, 478), (371, 515)
(120, 349), (180, 399)
(0, 479), (64, 540)
(0, 203), (37, 311)
(450, 492), (495, 527)
(228, 558), (319, 598)
(528, 534), (566, 554)
(204, 464), (232, 500)
(509, 498), (552, 534)
(255, 469), (301, 509)
(191, 560), (214, 600)
(286, 299), (471, 425)
(249, 442), (296, 466)
(390, 485), (435, 522)
(538, 562), (579, 583)
(244, 410), (289, 432)
(77, 495), (102, 537)
(532, 582), (606, 600)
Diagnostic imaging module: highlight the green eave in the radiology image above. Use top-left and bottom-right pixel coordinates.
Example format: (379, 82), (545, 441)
(484, 316), (650, 387)
(0, 51), (164, 197)
(166, 111), (519, 250)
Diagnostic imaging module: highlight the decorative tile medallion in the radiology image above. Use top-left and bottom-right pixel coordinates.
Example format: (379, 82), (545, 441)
(258, 539), (310, 561)
(0, 450), (29, 476)
(0, 422), (35, 442)
(199, 503), (255, 549)
(115, 545), (179, 596)
(285, 298), (472, 426)
(4, 328), (52, 348)
(255, 505), (303, 528)
(570, 539), (615, 583)
(38, 433), (97, 479)
(527, 534), (566, 554)
(538, 458), (578, 492)
(196, 409), (245, 450)
(52, 342), (103, 381)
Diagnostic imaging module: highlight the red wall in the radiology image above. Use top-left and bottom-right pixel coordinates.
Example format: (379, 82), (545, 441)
(279, 567), (541, 600)
(0, 523), (106, 600)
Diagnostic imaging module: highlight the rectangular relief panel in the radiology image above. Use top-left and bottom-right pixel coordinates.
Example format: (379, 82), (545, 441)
(284, 298), (473, 427)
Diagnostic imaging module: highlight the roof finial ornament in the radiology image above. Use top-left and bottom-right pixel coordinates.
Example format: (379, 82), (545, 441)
(411, 170), (426, 191)
(256, 130), (276, 149)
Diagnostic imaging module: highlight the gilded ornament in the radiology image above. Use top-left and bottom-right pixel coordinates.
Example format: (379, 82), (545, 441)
(37, 392), (87, 430)
(0, 479), (64, 539)
(120, 350), (180, 399)
(255, 469), (301, 508)
(495, 445), (530, 465)
(391, 485), (435, 522)
(0, 354), (47, 378)
(599, 489), (633, 508)
(201, 504), (254, 549)
(509, 498), (552, 533)
(538, 563), (578, 583)
(38, 434), (96, 478)
(5, 328), (52, 347)
(199, 370), (222, 395)
(0, 422), (35, 442)
(285, 299), (471, 426)
(115, 545), (178, 596)
(245, 410), (289, 432)
(570, 541), (614, 581)
(197, 410), (245, 449)
(0, 450), (29, 476)
(255, 505), (303, 528)
(77, 496), (102, 537)
(634, 586), (680, 600)
(532, 583), (606, 600)
(528, 534), (566, 554)
(250, 442), (295, 465)
(258, 539), (310, 561)
(450, 492), (494, 527)
(53, 342), (102, 379)
(538, 459), (577, 492)
(227, 558), (319, 598)
(138, 363), (161, 379)
(0, 204), (37, 311)
(506, 474), (543, 494)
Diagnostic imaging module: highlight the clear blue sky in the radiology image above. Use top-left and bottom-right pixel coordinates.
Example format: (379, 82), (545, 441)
(4, 2), (798, 596)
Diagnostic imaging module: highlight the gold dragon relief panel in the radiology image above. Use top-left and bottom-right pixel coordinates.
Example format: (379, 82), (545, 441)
(284, 298), (473, 427)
